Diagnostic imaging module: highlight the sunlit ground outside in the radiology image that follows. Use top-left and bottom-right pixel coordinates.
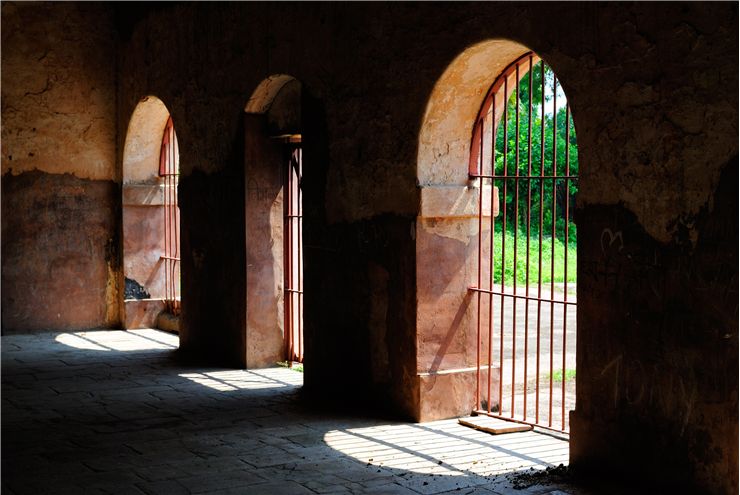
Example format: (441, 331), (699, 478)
(476, 284), (576, 432)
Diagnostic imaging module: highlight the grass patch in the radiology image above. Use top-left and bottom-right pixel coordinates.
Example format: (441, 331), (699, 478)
(492, 229), (576, 285)
(276, 361), (303, 373)
(546, 369), (576, 383)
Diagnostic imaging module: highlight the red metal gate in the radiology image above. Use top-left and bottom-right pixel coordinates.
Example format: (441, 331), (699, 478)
(284, 139), (304, 363)
(469, 53), (577, 433)
(159, 117), (180, 315)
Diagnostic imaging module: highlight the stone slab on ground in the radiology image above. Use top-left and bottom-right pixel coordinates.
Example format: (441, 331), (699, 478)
(459, 415), (534, 435)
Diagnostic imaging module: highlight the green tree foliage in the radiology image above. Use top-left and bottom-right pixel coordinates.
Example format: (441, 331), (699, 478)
(486, 61), (578, 285)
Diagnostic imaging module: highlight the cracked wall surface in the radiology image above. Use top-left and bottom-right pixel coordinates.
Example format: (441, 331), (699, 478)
(2, 3), (116, 181)
(1, 3), (119, 331)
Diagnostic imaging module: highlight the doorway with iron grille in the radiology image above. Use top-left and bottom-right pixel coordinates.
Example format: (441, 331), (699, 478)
(244, 75), (304, 369)
(121, 96), (181, 334)
(468, 52), (578, 434)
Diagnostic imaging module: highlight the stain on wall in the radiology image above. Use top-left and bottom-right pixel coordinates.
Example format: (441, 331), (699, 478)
(573, 159), (738, 493)
(2, 172), (119, 331)
(1, 3), (119, 331)
(1, 3), (116, 181)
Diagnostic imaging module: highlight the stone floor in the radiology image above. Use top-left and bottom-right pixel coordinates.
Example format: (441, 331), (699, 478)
(3, 329), (594, 495)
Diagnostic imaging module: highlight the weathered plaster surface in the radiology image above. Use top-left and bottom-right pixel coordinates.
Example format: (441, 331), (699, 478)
(244, 113), (286, 368)
(572, 159), (738, 494)
(2, 172), (119, 331)
(417, 39), (530, 187)
(1, 2), (119, 331)
(122, 97), (171, 184)
(1, 3), (116, 181)
(566, 4), (738, 244)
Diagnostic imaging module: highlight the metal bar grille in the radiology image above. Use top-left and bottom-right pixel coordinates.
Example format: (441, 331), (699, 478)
(284, 143), (304, 364)
(159, 117), (180, 316)
(468, 53), (578, 433)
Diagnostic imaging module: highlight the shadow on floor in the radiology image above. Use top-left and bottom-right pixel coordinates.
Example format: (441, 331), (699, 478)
(2, 330), (634, 495)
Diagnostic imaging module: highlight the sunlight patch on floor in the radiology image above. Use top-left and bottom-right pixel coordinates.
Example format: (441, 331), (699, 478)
(55, 332), (110, 351)
(179, 368), (303, 391)
(324, 420), (568, 477)
(55, 329), (178, 352)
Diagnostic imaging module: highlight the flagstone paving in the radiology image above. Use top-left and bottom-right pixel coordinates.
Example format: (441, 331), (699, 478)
(3, 329), (595, 494)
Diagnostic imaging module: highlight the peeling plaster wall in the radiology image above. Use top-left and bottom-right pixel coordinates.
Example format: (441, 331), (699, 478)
(1, 3), (119, 331)
(565, 4), (738, 246)
(2, 3), (116, 181)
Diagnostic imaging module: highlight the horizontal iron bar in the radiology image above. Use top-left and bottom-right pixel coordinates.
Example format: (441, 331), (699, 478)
(470, 174), (577, 180)
(468, 286), (576, 305)
(160, 256), (181, 261)
(285, 288), (304, 294)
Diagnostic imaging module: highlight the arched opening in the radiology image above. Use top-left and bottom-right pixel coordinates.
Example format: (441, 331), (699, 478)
(415, 40), (578, 431)
(468, 53), (578, 433)
(243, 75), (304, 368)
(122, 96), (181, 334)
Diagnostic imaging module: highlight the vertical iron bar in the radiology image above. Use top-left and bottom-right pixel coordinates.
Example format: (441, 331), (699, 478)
(511, 64), (520, 417)
(475, 119), (483, 412)
(171, 124), (175, 311)
(286, 147), (294, 365)
(284, 150), (289, 362)
(162, 133), (167, 310)
(549, 74), (557, 427)
(174, 130), (180, 313)
(562, 106), (570, 431)
(536, 61), (545, 424)
(296, 148), (302, 361)
(170, 123), (176, 312)
(292, 151), (298, 361)
(487, 102), (495, 414)
(499, 77), (508, 416)
(524, 55), (533, 420)
(165, 123), (171, 311)
(164, 128), (169, 310)
(168, 123), (172, 310)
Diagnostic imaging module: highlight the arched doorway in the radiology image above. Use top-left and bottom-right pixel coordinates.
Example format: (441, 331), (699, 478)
(468, 52), (578, 433)
(415, 41), (578, 431)
(121, 96), (181, 334)
(243, 75), (304, 368)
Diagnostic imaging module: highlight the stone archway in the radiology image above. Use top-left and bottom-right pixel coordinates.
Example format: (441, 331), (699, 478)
(121, 95), (179, 331)
(243, 75), (303, 368)
(415, 40), (535, 421)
